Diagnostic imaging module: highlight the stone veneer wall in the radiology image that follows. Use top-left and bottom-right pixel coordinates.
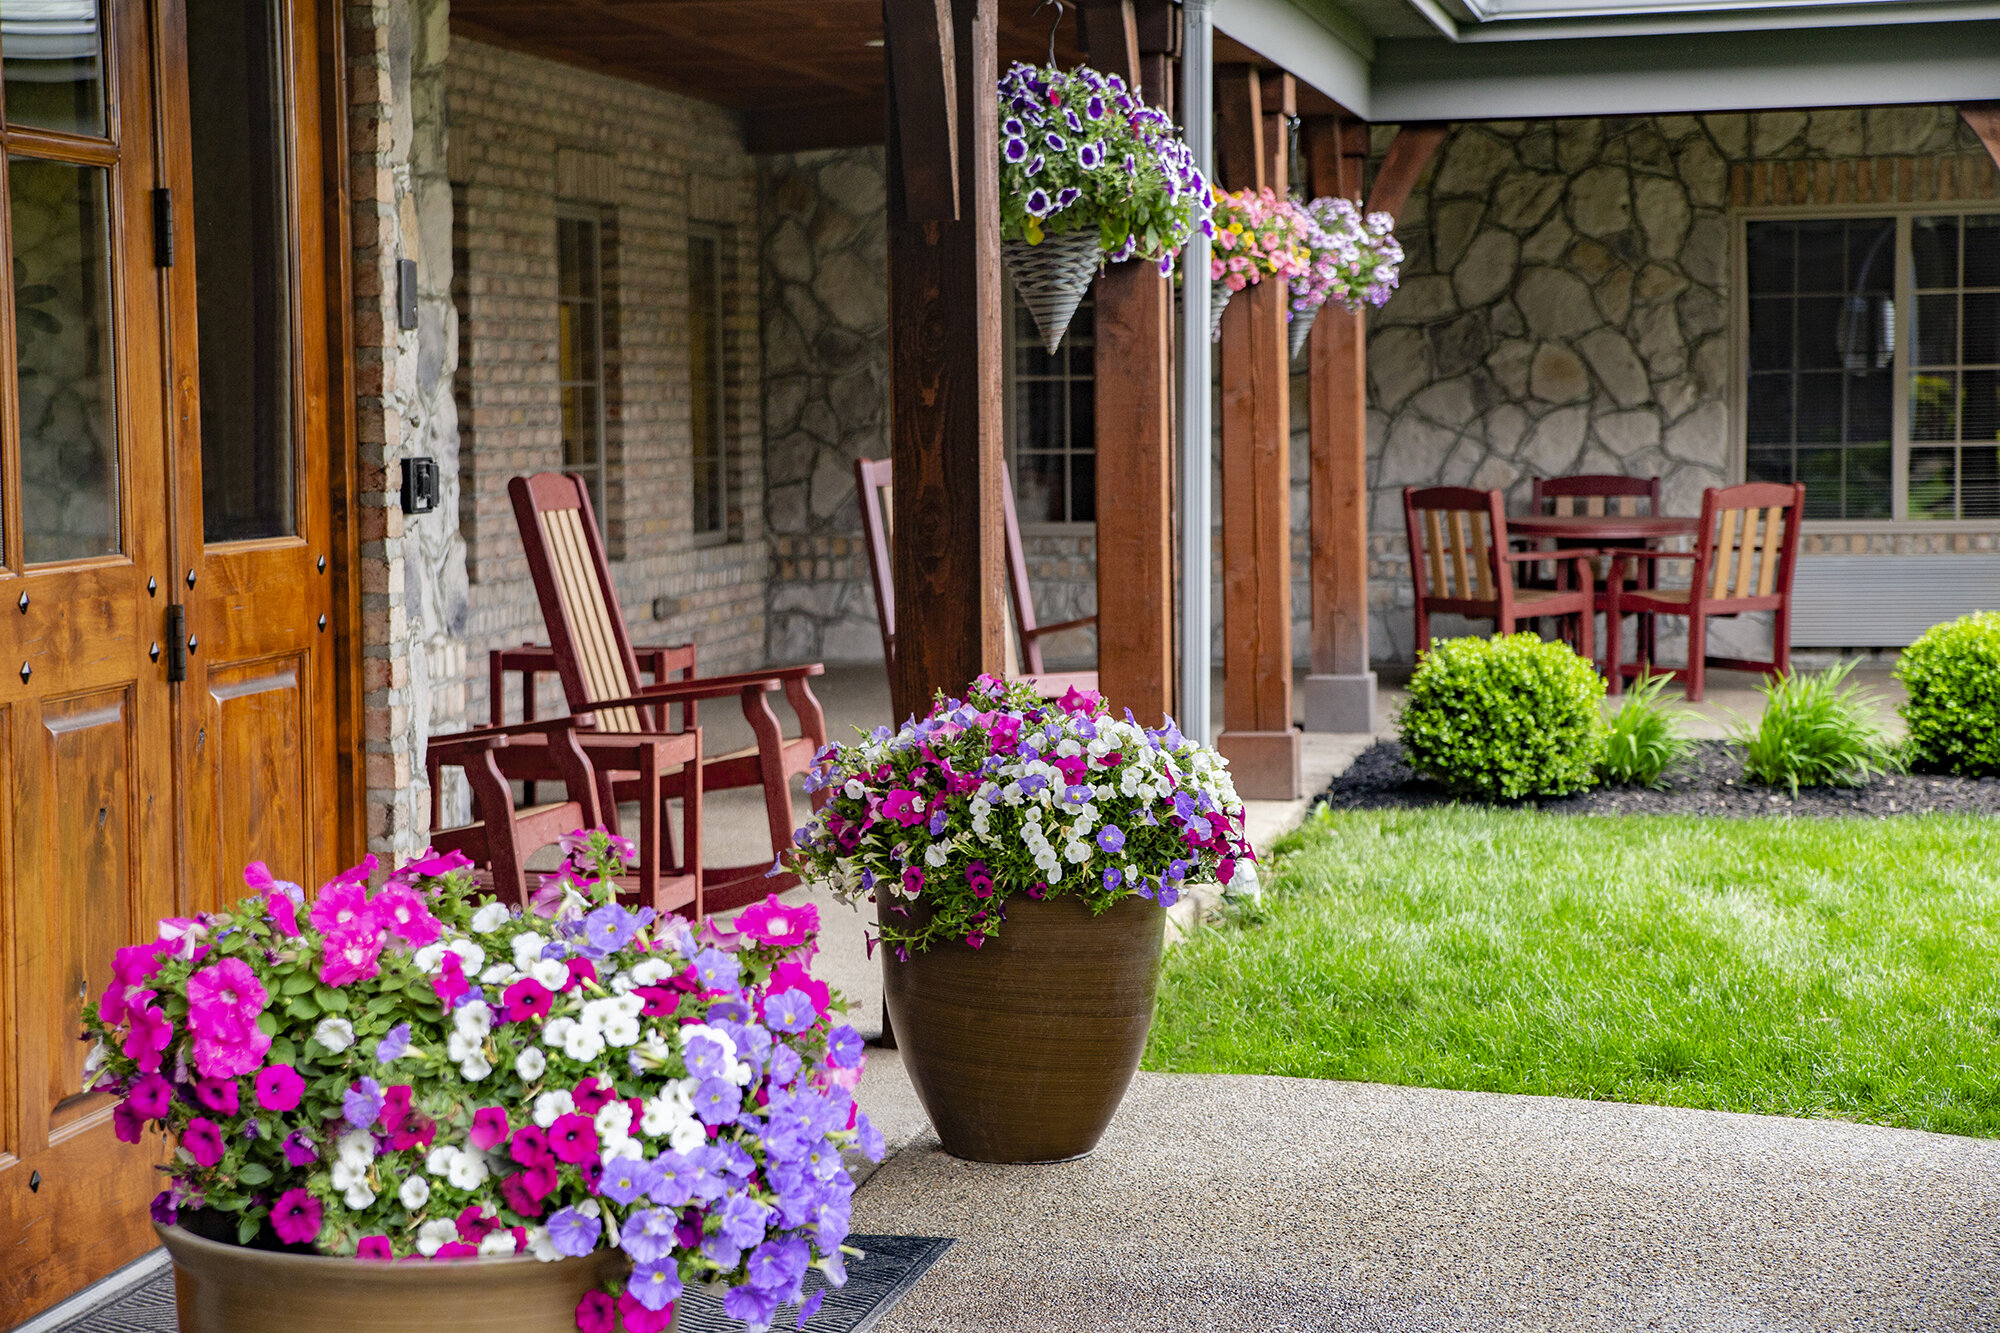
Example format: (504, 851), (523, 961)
(1365, 106), (1998, 662)
(447, 39), (767, 726)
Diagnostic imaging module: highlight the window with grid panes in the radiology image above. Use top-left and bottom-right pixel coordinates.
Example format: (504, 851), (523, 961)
(1909, 214), (2000, 520)
(1007, 289), (1094, 524)
(689, 229), (728, 540)
(1744, 217), (1896, 520)
(556, 209), (608, 529)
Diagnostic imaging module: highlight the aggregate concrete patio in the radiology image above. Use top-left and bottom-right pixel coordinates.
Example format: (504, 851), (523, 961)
(846, 1061), (2000, 1333)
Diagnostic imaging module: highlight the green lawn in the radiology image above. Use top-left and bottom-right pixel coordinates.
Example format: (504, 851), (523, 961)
(1145, 807), (2000, 1137)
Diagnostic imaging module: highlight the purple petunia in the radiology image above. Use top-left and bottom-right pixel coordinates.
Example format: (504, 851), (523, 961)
(1077, 140), (1104, 170)
(826, 1024), (865, 1069)
(717, 1193), (773, 1249)
(546, 1205), (602, 1258)
(746, 1236), (810, 1295)
(1003, 137), (1028, 163)
(343, 1076), (384, 1129)
(582, 902), (639, 955)
(1096, 825), (1125, 854)
(763, 988), (817, 1035)
(1024, 188), (1052, 218)
(1102, 867), (1123, 890)
(598, 1155), (660, 1206)
(620, 1207), (678, 1263)
(1044, 131), (1066, 152)
(374, 1023), (411, 1063)
(683, 1035), (729, 1080)
(691, 947), (740, 992)
(693, 1076), (743, 1126)
(627, 1259), (683, 1312)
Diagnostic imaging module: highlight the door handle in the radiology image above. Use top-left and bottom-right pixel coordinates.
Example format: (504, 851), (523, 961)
(166, 604), (187, 683)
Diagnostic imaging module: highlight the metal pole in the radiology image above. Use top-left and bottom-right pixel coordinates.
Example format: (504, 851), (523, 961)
(1178, 0), (1215, 744)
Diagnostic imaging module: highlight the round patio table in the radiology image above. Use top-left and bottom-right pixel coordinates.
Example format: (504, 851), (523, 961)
(1506, 514), (1698, 543)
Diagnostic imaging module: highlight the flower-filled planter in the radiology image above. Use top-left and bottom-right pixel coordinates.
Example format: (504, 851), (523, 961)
(1287, 195), (1405, 359)
(86, 835), (878, 1333)
(998, 62), (1209, 353)
(1207, 186), (1312, 341)
(791, 677), (1252, 1163)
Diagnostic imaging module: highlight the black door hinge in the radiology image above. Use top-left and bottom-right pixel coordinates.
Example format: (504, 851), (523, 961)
(165, 603), (187, 682)
(152, 188), (174, 267)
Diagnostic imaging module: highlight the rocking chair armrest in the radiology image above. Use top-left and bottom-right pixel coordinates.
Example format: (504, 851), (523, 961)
(428, 716), (588, 751)
(1023, 615), (1098, 639)
(571, 676), (783, 715)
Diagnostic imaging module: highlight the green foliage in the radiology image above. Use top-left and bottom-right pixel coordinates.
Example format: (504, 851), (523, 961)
(1730, 660), (1900, 794)
(1147, 806), (2000, 1138)
(1397, 634), (1608, 801)
(1599, 672), (1694, 788)
(1895, 611), (2000, 777)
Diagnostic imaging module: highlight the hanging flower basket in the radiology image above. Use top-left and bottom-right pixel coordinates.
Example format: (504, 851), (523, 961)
(1208, 277), (1233, 343)
(1207, 187), (1311, 343)
(1003, 230), (1102, 355)
(1287, 300), (1321, 360)
(997, 62), (1211, 352)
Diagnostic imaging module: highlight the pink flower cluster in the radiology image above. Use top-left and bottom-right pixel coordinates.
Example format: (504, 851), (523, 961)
(1208, 187), (1312, 292)
(305, 856), (445, 987)
(1289, 194), (1404, 316)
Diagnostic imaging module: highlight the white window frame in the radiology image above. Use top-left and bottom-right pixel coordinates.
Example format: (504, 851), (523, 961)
(1732, 201), (2000, 533)
(1001, 281), (1095, 533)
(687, 225), (729, 547)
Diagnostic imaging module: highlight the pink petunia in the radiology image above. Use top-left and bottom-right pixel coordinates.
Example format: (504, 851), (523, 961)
(432, 1242), (479, 1260)
(389, 847), (471, 884)
(181, 1117), (226, 1168)
(469, 1107), (510, 1151)
(881, 789), (925, 828)
(456, 1205), (502, 1242)
(369, 884), (442, 946)
(255, 1063), (305, 1112)
(186, 958), (268, 1047)
(122, 1002), (174, 1073)
(308, 878), (373, 936)
(113, 1100), (145, 1143)
(356, 1236), (395, 1261)
(560, 957), (595, 993)
(432, 950), (469, 1006)
(127, 1071), (173, 1119)
(193, 1076), (240, 1116)
(575, 1292), (617, 1333)
(732, 895), (818, 950)
(767, 959), (831, 1019)
(500, 978), (553, 1024)
(571, 1077), (615, 1116)
(99, 941), (168, 1025)
(547, 1113), (599, 1166)
(270, 1188), (322, 1246)
(617, 1292), (673, 1333)
(321, 925), (386, 988)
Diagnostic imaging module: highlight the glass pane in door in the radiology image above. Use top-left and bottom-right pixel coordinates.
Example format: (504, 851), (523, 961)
(1, 0), (106, 136)
(188, 0), (294, 542)
(11, 155), (118, 563)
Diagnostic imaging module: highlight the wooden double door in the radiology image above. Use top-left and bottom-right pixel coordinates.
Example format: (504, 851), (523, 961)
(0, 0), (340, 1320)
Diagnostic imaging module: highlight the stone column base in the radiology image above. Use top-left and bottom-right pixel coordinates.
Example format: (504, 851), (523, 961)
(1216, 729), (1302, 801)
(1302, 671), (1377, 734)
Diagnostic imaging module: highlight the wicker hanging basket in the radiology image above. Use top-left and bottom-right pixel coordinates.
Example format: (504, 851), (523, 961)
(1288, 300), (1323, 360)
(1002, 230), (1101, 354)
(1208, 277), (1234, 342)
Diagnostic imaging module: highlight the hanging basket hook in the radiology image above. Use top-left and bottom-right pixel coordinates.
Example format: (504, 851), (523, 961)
(1033, 0), (1066, 68)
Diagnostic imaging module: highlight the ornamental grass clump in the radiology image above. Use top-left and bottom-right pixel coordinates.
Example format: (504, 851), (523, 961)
(789, 675), (1254, 956)
(997, 62), (1209, 268)
(1397, 634), (1608, 801)
(85, 834), (878, 1333)
(1731, 660), (1901, 794)
(1895, 610), (2000, 777)
(1599, 672), (1695, 789)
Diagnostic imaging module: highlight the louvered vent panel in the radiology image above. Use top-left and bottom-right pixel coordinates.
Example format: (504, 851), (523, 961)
(1791, 555), (2000, 646)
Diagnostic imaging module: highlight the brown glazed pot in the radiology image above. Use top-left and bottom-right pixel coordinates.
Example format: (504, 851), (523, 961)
(882, 891), (1166, 1163)
(155, 1223), (641, 1332)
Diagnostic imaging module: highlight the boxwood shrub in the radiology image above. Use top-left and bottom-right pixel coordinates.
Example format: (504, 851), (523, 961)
(1398, 633), (1608, 800)
(1896, 611), (2000, 777)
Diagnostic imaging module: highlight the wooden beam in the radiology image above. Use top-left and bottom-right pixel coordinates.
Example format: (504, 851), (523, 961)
(884, 0), (958, 221)
(1303, 114), (1364, 202)
(1365, 123), (1449, 221)
(1215, 69), (1300, 797)
(1087, 0), (1174, 727)
(742, 97), (887, 153)
(1259, 70), (1294, 196)
(885, 0), (1005, 721)
(1214, 64), (1264, 191)
(1962, 104), (2000, 169)
(1134, 0), (1175, 110)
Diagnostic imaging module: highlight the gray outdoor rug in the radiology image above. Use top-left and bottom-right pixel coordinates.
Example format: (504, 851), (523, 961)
(47, 1235), (953, 1333)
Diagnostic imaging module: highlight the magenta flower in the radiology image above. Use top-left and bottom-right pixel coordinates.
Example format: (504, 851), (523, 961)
(181, 1116), (225, 1168)
(548, 1113), (599, 1166)
(966, 932), (985, 950)
(356, 1235), (394, 1261)
(732, 894), (818, 950)
(320, 924), (385, 988)
(966, 860), (995, 899)
(127, 1071), (173, 1119)
(509, 1125), (552, 1167)
(500, 977), (553, 1023)
(881, 789), (925, 828)
(370, 884), (441, 946)
(456, 1205), (503, 1242)
(618, 1291), (674, 1333)
(255, 1064), (305, 1112)
(433, 1242), (478, 1259)
(150, 1190), (177, 1225)
(112, 1100), (144, 1143)
(902, 866), (925, 896)
(469, 1107), (510, 1151)
(432, 949), (469, 1005)
(575, 1292), (617, 1333)
(307, 878), (373, 936)
(99, 941), (166, 1024)
(193, 1076), (240, 1116)
(186, 957), (270, 1079)
(282, 1131), (317, 1166)
(270, 1188), (322, 1245)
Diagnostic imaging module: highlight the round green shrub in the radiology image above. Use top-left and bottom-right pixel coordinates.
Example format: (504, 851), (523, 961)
(1398, 633), (1608, 800)
(1895, 611), (2000, 777)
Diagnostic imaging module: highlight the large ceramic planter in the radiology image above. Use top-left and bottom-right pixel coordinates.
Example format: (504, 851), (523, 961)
(882, 891), (1166, 1163)
(156, 1223), (638, 1333)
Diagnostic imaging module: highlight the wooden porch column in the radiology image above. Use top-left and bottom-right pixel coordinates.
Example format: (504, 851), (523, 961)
(1302, 115), (1375, 732)
(883, 0), (1006, 722)
(1085, 0), (1175, 726)
(1214, 65), (1300, 799)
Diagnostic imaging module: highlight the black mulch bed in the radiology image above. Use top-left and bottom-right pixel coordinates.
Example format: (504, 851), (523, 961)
(1320, 739), (2000, 818)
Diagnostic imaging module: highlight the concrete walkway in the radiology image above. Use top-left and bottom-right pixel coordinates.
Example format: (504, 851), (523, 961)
(849, 1065), (2000, 1333)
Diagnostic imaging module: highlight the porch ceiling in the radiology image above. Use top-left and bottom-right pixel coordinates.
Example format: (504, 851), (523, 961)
(447, 0), (1084, 152)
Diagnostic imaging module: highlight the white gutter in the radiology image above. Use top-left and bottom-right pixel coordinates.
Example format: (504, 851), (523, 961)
(1179, 0), (1215, 746)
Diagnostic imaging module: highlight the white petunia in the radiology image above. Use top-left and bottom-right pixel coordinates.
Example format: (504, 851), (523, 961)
(512, 932), (548, 972)
(470, 902), (512, 934)
(460, 1051), (492, 1081)
(343, 1180), (377, 1210)
(478, 1230), (516, 1256)
(628, 957), (673, 986)
(400, 1174), (431, 1209)
(426, 1145), (459, 1177)
(531, 958), (570, 991)
(330, 1161), (365, 1191)
(924, 844), (948, 867)
(454, 1000), (494, 1039)
(446, 939), (487, 973)
(412, 942), (448, 973)
(416, 1219), (459, 1257)
(314, 1017), (355, 1054)
(525, 1227), (560, 1262)
(542, 1017), (576, 1050)
(594, 1101), (633, 1140)
(337, 1131), (377, 1169)
(446, 1031), (480, 1063)
(601, 1015), (641, 1048)
(532, 1089), (575, 1128)
(562, 1024), (606, 1062)
(514, 1046), (547, 1081)
(479, 962), (518, 986)
(638, 1096), (677, 1137)
(447, 1150), (490, 1191)
(669, 1117), (707, 1154)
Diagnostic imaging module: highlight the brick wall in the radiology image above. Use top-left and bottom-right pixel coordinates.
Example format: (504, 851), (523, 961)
(447, 39), (767, 727)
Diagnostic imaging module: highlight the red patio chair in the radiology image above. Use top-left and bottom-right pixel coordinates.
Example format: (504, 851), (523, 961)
(1525, 472), (1665, 656)
(1402, 485), (1598, 662)
(490, 472), (828, 912)
(853, 457), (1097, 702)
(1603, 482), (1805, 702)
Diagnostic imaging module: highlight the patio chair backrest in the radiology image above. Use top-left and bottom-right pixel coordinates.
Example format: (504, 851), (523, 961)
(1692, 481), (1806, 604)
(853, 458), (1035, 677)
(508, 472), (648, 734)
(1532, 473), (1661, 519)
(1403, 486), (1505, 605)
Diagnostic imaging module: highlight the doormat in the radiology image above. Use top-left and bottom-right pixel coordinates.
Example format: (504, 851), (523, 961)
(45, 1235), (952, 1333)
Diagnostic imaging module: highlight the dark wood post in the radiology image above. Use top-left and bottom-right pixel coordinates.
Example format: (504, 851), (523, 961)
(883, 0), (1005, 723)
(1302, 114), (1375, 733)
(1214, 65), (1300, 798)
(1085, 0), (1175, 726)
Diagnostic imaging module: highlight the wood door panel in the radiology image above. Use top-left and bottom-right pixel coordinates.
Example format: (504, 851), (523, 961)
(204, 656), (308, 902)
(0, 1112), (161, 1327)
